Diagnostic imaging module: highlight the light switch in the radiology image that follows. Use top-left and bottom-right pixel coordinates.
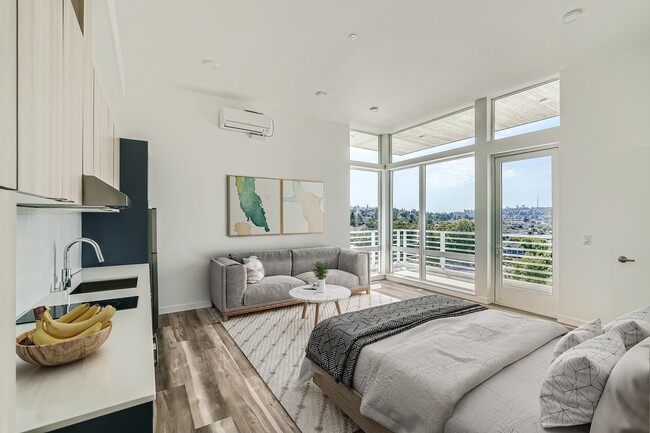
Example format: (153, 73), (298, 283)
(582, 234), (592, 245)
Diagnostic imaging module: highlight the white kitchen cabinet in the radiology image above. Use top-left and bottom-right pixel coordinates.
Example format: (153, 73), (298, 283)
(17, 0), (63, 199)
(61, 0), (84, 203)
(113, 126), (120, 190)
(91, 77), (119, 188)
(82, 0), (94, 176)
(0, 189), (16, 433)
(0, 0), (17, 190)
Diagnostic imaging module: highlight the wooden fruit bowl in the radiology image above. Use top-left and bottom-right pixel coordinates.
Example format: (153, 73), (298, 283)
(15, 322), (112, 367)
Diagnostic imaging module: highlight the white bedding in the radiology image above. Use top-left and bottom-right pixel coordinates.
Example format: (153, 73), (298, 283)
(300, 309), (574, 433)
(445, 337), (590, 433)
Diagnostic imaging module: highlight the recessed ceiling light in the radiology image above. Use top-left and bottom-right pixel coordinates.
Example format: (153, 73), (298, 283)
(539, 97), (550, 104)
(201, 59), (218, 69)
(562, 8), (583, 24)
(315, 91), (329, 98)
(418, 134), (427, 139)
(348, 33), (359, 41)
(369, 106), (379, 113)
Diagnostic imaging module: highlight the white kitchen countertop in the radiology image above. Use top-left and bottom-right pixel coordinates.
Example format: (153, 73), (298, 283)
(15, 264), (156, 433)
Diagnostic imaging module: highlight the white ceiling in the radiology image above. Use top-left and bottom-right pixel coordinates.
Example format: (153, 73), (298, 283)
(110, 0), (650, 133)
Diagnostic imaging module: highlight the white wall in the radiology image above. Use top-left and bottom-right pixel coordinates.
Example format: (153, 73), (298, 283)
(110, 84), (350, 313)
(558, 40), (650, 325)
(15, 208), (82, 316)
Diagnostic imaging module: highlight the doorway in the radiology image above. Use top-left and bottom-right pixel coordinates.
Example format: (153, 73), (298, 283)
(494, 149), (557, 316)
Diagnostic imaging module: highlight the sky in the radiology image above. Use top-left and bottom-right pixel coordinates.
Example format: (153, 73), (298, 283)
(350, 117), (558, 212)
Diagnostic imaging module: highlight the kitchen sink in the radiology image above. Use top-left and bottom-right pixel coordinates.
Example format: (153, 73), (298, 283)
(69, 277), (138, 295)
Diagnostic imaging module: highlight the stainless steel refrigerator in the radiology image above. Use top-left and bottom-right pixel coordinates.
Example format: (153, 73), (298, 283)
(148, 208), (159, 333)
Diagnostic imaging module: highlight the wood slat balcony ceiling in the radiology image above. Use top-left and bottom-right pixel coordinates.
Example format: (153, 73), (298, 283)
(349, 80), (559, 158)
(350, 131), (378, 152)
(494, 80), (560, 133)
(392, 108), (475, 156)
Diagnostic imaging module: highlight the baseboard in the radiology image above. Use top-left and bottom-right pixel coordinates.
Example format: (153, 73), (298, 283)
(556, 314), (587, 327)
(159, 300), (213, 315)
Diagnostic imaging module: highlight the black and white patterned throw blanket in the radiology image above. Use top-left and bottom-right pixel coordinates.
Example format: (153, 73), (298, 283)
(305, 294), (487, 387)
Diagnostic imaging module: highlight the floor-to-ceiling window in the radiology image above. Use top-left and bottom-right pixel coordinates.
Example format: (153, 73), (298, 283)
(350, 169), (381, 274)
(391, 167), (420, 278)
(349, 131), (382, 275)
(355, 78), (561, 316)
(389, 108), (476, 292)
(489, 80), (560, 315)
(424, 156), (475, 291)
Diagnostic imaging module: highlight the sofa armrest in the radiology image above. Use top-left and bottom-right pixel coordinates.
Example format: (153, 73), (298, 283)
(209, 258), (247, 312)
(338, 249), (370, 286)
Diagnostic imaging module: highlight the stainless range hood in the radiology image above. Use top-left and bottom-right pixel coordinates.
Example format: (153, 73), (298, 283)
(82, 175), (131, 209)
(16, 176), (131, 211)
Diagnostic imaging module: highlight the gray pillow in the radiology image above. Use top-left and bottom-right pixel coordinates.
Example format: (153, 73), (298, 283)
(552, 319), (603, 362)
(603, 317), (650, 351)
(540, 331), (626, 428)
(590, 337), (650, 433)
(615, 305), (650, 322)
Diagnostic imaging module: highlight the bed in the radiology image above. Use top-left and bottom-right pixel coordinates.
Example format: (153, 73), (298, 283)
(299, 296), (591, 433)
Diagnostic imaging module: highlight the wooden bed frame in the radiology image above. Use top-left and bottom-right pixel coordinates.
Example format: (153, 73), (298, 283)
(313, 373), (392, 433)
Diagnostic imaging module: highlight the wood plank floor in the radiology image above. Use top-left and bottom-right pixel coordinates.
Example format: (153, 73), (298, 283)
(154, 281), (420, 433)
(154, 280), (557, 432)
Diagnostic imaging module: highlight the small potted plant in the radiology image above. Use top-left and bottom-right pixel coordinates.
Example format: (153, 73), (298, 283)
(313, 261), (328, 293)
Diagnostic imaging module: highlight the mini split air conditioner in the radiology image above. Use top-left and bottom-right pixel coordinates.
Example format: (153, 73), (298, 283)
(219, 107), (274, 137)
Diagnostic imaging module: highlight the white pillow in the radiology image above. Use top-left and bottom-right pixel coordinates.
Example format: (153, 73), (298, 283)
(539, 331), (626, 428)
(242, 255), (264, 283)
(603, 306), (650, 350)
(552, 318), (603, 362)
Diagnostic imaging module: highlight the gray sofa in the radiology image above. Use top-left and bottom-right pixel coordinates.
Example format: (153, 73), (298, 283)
(209, 246), (371, 320)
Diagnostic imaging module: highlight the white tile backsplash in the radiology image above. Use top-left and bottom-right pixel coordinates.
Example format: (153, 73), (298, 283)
(16, 208), (82, 317)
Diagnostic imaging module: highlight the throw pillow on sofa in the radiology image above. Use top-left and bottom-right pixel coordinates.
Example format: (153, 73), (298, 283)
(243, 256), (264, 283)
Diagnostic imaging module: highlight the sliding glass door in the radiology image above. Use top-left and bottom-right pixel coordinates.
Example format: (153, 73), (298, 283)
(494, 149), (557, 315)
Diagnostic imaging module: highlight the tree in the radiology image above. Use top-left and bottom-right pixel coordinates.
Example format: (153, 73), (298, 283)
(506, 237), (552, 286)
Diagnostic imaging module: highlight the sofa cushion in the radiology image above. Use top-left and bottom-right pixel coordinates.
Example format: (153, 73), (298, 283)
(296, 269), (360, 288)
(230, 249), (291, 277)
(243, 275), (305, 306)
(291, 247), (341, 276)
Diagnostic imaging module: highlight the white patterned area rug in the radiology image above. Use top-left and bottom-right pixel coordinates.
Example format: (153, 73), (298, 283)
(219, 292), (398, 433)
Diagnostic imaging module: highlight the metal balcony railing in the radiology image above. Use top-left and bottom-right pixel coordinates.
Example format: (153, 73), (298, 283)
(350, 228), (553, 287)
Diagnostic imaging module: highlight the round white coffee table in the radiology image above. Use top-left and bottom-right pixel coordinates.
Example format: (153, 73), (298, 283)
(289, 285), (351, 326)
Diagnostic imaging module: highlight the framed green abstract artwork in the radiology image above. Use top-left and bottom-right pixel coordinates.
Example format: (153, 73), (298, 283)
(227, 175), (281, 236)
(281, 179), (325, 234)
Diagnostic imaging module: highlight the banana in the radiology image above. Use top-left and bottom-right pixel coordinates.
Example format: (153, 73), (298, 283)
(42, 306), (116, 339)
(71, 304), (101, 323)
(31, 320), (103, 345)
(56, 303), (90, 323)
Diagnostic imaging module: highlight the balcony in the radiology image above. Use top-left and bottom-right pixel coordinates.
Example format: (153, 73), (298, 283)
(350, 229), (553, 290)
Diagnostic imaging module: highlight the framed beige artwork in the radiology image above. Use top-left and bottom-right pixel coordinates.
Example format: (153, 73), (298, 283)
(281, 179), (325, 234)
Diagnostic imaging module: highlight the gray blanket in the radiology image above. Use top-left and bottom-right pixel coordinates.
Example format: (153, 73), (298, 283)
(305, 294), (486, 386)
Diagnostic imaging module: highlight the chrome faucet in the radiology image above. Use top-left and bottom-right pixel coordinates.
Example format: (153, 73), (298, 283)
(59, 238), (105, 291)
